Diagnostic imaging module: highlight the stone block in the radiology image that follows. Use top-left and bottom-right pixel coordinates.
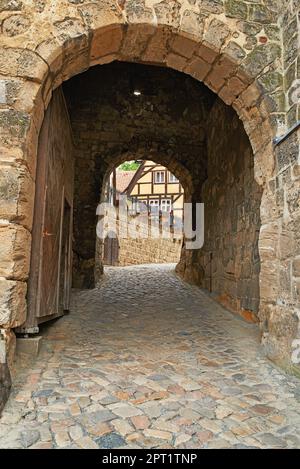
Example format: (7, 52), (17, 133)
(276, 132), (299, 171)
(202, 18), (231, 52)
(258, 222), (278, 261)
(259, 261), (279, 303)
(206, 56), (236, 93)
(185, 57), (211, 81)
(124, 0), (154, 24)
(0, 223), (31, 280)
(167, 53), (187, 72)
(225, 0), (248, 20)
(279, 229), (295, 260)
(170, 35), (198, 59)
(79, 1), (123, 30)
(0, 278), (27, 328)
(293, 258), (300, 277)
(219, 77), (247, 105)
(16, 336), (42, 357)
(154, 0), (181, 29)
(0, 328), (16, 369)
(241, 44), (281, 79)
(0, 109), (30, 140)
(0, 362), (11, 415)
(90, 25), (123, 63)
(197, 44), (219, 64)
(35, 37), (63, 76)
(121, 24), (155, 61)
(0, 163), (34, 230)
(0, 48), (48, 83)
(142, 26), (172, 63)
(180, 10), (204, 39)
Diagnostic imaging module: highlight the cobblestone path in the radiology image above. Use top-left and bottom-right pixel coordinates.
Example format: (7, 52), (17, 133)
(1, 264), (300, 449)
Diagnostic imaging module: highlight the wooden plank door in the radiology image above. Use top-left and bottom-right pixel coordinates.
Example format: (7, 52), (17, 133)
(24, 90), (74, 331)
(103, 236), (119, 265)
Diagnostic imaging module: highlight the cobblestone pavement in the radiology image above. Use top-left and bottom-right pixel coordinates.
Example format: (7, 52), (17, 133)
(1, 264), (300, 449)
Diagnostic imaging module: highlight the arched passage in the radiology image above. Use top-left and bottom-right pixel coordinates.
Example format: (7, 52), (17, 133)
(96, 156), (187, 271)
(0, 4), (299, 411)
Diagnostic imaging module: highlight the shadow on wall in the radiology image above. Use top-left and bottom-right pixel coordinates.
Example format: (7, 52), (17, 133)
(0, 362), (11, 414)
(176, 102), (263, 325)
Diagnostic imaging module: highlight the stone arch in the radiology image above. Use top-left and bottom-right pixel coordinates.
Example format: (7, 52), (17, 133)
(89, 147), (195, 284)
(100, 148), (196, 202)
(1, 3), (293, 382)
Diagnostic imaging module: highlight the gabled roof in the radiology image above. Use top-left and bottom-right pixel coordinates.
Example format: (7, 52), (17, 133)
(124, 162), (146, 194)
(115, 171), (136, 193)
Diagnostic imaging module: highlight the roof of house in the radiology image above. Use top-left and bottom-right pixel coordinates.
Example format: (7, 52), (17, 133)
(115, 171), (136, 193)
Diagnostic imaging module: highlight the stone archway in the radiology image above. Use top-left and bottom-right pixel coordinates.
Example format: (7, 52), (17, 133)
(93, 148), (194, 282)
(0, 1), (299, 409)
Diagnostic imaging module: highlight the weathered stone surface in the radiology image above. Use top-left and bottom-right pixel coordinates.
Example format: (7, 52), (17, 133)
(90, 25), (123, 62)
(0, 109), (30, 139)
(154, 0), (181, 28)
(95, 432), (125, 449)
(241, 44), (281, 79)
(121, 24), (155, 60)
(203, 19), (231, 51)
(0, 0), (23, 11)
(0, 164), (34, 230)
(0, 278), (26, 328)
(293, 258), (300, 277)
(0, 329), (15, 369)
(180, 10), (205, 38)
(170, 35), (198, 59)
(0, 224), (31, 280)
(185, 56), (211, 81)
(125, 0), (154, 23)
(0, 362), (11, 415)
(0, 48), (48, 82)
(20, 430), (40, 448)
(2, 14), (31, 36)
(225, 0), (248, 20)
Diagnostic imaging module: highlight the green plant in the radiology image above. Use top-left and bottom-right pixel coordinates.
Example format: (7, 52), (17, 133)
(118, 161), (140, 171)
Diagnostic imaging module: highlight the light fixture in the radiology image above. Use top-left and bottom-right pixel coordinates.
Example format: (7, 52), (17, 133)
(133, 89), (142, 96)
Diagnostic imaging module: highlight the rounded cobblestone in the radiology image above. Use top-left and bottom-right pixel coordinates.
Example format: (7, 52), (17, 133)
(1, 264), (300, 449)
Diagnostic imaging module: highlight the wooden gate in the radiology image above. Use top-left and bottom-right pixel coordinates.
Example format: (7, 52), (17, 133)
(20, 90), (74, 332)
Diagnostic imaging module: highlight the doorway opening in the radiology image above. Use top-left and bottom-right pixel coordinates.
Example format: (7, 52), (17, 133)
(100, 159), (184, 268)
(22, 61), (262, 332)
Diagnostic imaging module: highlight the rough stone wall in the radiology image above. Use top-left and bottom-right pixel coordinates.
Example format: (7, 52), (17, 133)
(117, 237), (182, 266)
(259, 1), (300, 370)
(281, 0), (300, 127)
(259, 127), (300, 370)
(178, 100), (262, 323)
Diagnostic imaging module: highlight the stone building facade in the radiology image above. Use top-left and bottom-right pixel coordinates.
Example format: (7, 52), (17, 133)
(0, 0), (299, 409)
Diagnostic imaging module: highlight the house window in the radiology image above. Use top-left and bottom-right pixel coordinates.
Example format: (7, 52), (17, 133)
(135, 200), (147, 213)
(161, 199), (172, 212)
(169, 172), (178, 183)
(154, 171), (165, 184)
(149, 199), (160, 212)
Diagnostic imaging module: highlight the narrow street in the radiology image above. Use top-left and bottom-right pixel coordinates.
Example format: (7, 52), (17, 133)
(1, 265), (300, 449)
